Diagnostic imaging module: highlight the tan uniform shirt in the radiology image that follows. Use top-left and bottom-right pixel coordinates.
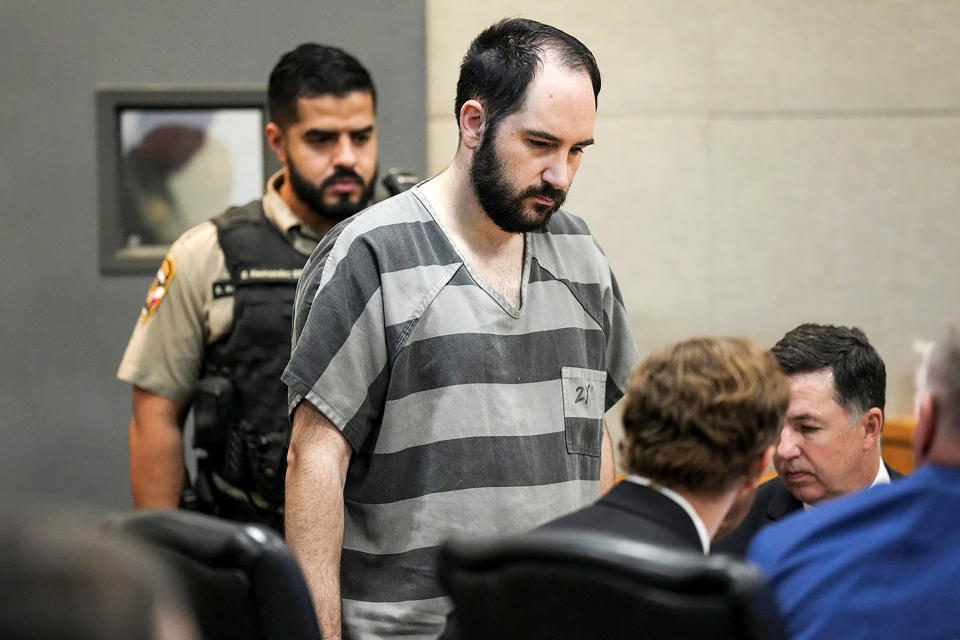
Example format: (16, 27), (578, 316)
(117, 171), (322, 405)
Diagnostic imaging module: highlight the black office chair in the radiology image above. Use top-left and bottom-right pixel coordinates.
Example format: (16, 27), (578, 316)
(437, 530), (786, 640)
(103, 509), (320, 640)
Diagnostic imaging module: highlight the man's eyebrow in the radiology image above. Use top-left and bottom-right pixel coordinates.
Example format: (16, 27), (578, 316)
(788, 412), (821, 424)
(522, 128), (594, 148)
(305, 125), (375, 136)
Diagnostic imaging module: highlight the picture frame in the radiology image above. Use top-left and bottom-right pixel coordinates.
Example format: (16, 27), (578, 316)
(96, 87), (278, 274)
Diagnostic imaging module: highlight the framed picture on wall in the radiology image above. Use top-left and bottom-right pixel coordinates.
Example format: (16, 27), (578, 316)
(96, 87), (278, 274)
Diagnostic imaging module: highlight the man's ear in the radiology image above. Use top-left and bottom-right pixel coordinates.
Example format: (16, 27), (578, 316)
(860, 407), (884, 450)
(913, 393), (937, 465)
(749, 445), (775, 488)
(715, 447), (772, 541)
(458, 100), (486, 150)
(265, 122), (287, 166)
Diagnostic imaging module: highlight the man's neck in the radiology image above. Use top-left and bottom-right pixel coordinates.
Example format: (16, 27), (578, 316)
(925, 436), (960, 468)
(420, 161), (526, 308)
(627, 476), (730, 553)
(859, 448), (883, 489)
(421, 161), (522, 255)
(671, 487), (738, 543)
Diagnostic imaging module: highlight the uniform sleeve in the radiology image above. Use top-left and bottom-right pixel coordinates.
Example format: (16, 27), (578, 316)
(116, 222), (223, 405)
(282, 228), (388, 453)
(602, 267), (640, 411)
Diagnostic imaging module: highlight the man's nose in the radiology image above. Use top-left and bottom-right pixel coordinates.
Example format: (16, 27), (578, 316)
(541, 154), (572, 191)
(333, 134), (357, 168)
(776, 427), (801, 460)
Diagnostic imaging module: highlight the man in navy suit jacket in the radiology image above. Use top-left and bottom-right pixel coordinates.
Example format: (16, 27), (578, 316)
(749, 320), (960, 640)
(540, 337), (790, 554)
(715, 323), (899, 556)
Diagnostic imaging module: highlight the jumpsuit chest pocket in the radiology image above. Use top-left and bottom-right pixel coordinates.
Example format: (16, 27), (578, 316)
(561, 366), (607, 457)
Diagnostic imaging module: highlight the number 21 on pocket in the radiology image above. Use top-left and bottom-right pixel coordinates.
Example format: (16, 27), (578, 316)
(575, 384), (594, 406)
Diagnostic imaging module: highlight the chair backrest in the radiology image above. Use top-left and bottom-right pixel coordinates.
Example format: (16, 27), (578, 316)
(437, 530), (786, 640)
(103, 509), (320, 640)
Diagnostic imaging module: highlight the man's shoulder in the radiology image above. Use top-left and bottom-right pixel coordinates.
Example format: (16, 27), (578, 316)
(751, 468), (960, 639)
(164, 219), (225, 278)
(308, 191), (431, 263)
(168, 199), (264, 262)
(750, 472), (919, 564)
(754, 476), (800, 511)
(543, 208), (594, 237)
(532, 208), (612, 283)
(210, 198), (265, 228)
(294, 190), (457, 315)
(340, 189), (434, 242)
(713, 477), (800, 556)
(171, 219), (219, 250)
(310, 190), (455, 275)
(540, 482), (702, 552)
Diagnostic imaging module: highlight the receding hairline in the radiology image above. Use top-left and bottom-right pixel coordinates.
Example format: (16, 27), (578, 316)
(535, 45), (598, 96)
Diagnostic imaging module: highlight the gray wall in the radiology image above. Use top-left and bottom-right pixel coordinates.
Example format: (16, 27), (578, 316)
(0, 1), (426, 510)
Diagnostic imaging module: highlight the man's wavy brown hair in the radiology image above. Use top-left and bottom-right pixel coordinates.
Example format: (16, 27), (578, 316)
(619, 337), (790, 493)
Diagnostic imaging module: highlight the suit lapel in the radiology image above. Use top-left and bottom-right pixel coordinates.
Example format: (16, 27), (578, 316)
(886, 461), (905, 481)
(765, 482), (804, 522)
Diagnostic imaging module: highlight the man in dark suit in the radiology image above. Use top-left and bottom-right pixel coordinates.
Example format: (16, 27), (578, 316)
(539, 337), (790, 554)
(715, 323), (902, 556)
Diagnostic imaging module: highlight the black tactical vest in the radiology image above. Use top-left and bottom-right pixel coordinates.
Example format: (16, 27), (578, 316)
(197, 200), (306, 512)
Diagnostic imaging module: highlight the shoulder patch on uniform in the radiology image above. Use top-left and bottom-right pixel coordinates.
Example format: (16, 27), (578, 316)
(140, 255), (176, 323)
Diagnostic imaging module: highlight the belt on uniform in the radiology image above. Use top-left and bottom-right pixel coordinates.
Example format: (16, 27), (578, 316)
(211, 472), (283, 514)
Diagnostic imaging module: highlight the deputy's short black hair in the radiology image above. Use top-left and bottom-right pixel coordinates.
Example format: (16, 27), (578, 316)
(454, 18), (600, 135)
(772, 323), (886, 416)
(268, 43), (376, 129)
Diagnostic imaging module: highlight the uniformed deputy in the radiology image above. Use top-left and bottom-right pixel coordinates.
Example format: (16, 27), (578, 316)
(117, 43), (379, 531)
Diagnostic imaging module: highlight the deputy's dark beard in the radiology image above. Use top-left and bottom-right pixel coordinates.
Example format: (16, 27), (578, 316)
(288, 159), (377, 223)
(470, 129), (566, 233)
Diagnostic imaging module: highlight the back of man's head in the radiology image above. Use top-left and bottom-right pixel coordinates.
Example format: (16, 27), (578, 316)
(268, 42), (376, 129)
(620, 337), (789, 494)
(454, 17), (600, 134)
(0, 512), (196, 640)
(772, 323), (886, 418)
(918, 320), (960, 458)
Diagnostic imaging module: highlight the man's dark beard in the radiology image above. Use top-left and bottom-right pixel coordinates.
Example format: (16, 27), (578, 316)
(470, 128), (566, 233)
(288, 156), (376, 223)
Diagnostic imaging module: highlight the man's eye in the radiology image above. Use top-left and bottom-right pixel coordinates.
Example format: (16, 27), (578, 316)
(528, 139), (552, 148)
(799, 425), (820, 434)
(306, 135), (335, 146)
(352, 132), (371, 144)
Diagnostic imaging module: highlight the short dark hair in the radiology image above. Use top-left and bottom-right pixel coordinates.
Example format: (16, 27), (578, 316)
(620, 337), (789, 493)
(454, 18), (600, 135)
(268, 43), (376, 129)
(772, 323), (886, 416)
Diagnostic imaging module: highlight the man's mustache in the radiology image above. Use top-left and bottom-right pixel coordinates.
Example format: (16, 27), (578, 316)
(320, 168), (365, 190)
(520, 182), (566, 207)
